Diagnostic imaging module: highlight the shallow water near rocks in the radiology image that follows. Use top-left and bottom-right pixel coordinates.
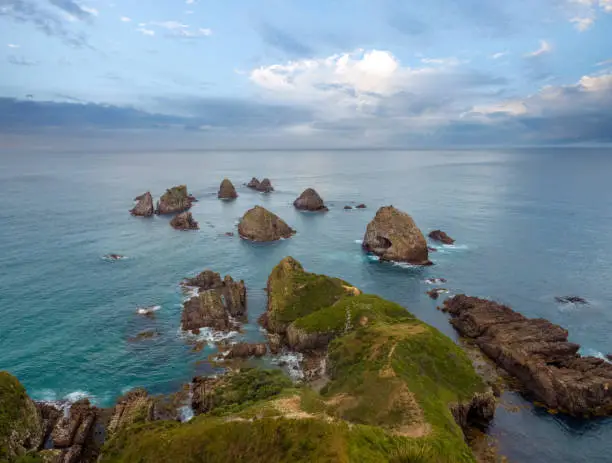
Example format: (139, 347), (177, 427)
(1, 148), (612, 461)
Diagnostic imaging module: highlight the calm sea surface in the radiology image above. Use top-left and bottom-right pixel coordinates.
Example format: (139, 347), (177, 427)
(1, 148), (612, 462)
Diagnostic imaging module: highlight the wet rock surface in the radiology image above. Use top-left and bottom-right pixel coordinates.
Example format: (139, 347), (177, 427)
(170, 212), (199, 230)
(293, 188), (328, 212)
(428, 229), (455, 245)
(362, 206), (431, 265)
(555, 296), (588, 305)
(426, 288), (448, 300)
(256, 178), (274, 193)
(225, 342), (267, 359)
(130, 192), (154, 217)
(238, 206), (295, 242)
(218, 178), (237, 199)
(443, 295), (612, 416)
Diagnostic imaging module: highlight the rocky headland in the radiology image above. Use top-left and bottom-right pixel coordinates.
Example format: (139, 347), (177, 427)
(442, 295), (612, 416)
(362, 206), (432, 265)
(237, 206), (295, 242)
(293, 188), (328, 212)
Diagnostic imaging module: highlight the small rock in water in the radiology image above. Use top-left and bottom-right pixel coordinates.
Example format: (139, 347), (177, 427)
(128, 330), (160, 342)
(428, 247), (437, 252)
(105, 254), (125, 260)
(344, 206), (353, 210)
(136, 305), (160, 317)
(356, 204), (367, 209)
(555, 296), (588, 305)
(425, 278), (447, 284)
(426, 288), (448, 300)
(428, 230), (455, 245)
(224, 232), (234, 237)
(606, 354), (612, 362)
(170, 212), (199, 230)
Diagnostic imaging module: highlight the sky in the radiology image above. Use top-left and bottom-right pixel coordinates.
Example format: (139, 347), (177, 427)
(1, 0), (612, 148)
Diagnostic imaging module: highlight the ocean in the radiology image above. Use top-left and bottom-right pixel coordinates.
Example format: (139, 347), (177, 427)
(1, 148), (611, 462)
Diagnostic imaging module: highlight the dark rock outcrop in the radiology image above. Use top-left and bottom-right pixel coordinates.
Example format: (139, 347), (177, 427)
(107, 389), (155, 438)
(344, 206), (352, 210)
(181, 271), (247, 333)
(218, 179), (238, 200)
(429, 230), (455, 245)
(48, 399), (97, 462)
(451, 391), (496, 432)
(246, 177), (260, 189)
(362, 206), (431, 265)
(156, 185), (194, 215)
(426, 288), (447, 300)
(238, 206), (295, 242)
(555, 296), (588, 305)
(443, 295), (612, 416)
(293, 188), (328, 212)
(356, 204), (367, 209)
(170, 212), (199, 230)
(130, 192), (154, 217)
(225, 343), (267, 359)
(257, 178), (274, 193)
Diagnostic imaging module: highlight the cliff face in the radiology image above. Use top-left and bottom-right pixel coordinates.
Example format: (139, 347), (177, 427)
(0, 372), (43, 461)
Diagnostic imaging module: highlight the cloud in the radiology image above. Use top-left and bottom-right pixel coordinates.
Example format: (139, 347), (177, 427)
(565, 0), (612, 29)
(258, 22), (312, 57)
(0, 0), (91, 48)
(525, 40), (552, 58)
(147, 20), (212, 38)
(136, 27), (155, 36)
(491, 51), (508, 59)
(570, 15), (594, 30)
(47, 0), (94, 21)
(420, 57), (465, 66)
(597, 58), (612, 66)
(119, 15), (130, 22)
(185, 0), (195, 3)
(7, 43), (20, 48)
(7, 54), (38, 66)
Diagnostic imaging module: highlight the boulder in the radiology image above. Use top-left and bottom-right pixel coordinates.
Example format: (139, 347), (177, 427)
(344, 206), (352, 210)
(256, 178), (274, 193)
(170, 212), (199, 230)
(156, 185), (194, 215)
(226, 343), (267, 359)
(442, 295), (612, 416)
(555, 296), (588, 305)
(293, 188), (328, 212)
(0, 372), (43, 460)
(218, 179), (238, 200)
(181, 271), (247, 333)
(362, 206), (431, 265)
(428, 230), (455, 245)
(238, 206), (295, 242)
(130, 192), (154, 217)
(246, 177), (260, 189)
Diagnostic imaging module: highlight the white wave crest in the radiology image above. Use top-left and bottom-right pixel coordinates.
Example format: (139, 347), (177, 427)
(137, 305), (161, 315)
(272, 352), (304, 381)
(177, 327), (238, 344)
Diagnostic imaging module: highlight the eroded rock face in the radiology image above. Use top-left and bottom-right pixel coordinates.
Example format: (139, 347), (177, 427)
(257, 178), (274, 193)
(226, 343), (267, 359)
(362, 206), (431, 265)
(451, 391), (496, 433)
(429, 230), (455, 245)
(130, 192), (154, 217)
(107, 389), (155, 438)
(218, 179), (238, 200)
(170, 212), (199, 230)
(181, 271), (247, 333)
(238, 206), (295, 242)
(0, 372), (43, 460)
(156, 185), (194, 215)
(51, 399), (95, 449)
(443, 295), (612, 416)
(293, 188), (328, 212)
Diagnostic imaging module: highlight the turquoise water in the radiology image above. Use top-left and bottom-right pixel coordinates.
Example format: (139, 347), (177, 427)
(1, 148), (612, 461)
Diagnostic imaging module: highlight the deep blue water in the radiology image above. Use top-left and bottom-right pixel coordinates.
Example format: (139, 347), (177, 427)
(1, 148), (612, 462)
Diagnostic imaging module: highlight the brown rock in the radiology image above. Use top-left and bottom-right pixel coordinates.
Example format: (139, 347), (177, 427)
(257, 178), (274, 193)
(426, 288), (447, 300)
(107, 389), (155, 438)
(247, 177), (260, 189)
(37, 403), (62, 445)
(362, 206), (431, 265)
(226, 342), (267, 359)
(51, 399), (95, 449)
(238, 206), (295, 242)
(429, 229), (455, 245)
(218, 178), (238, 199)
(128, 330), (159, 342)
(156, 185), (194, 215)
(183, 270), (223, 290)
(170, 212), (199, 230)
(451, 391), (496, 432)
(293, 188), (328, 212)
(356, 204), (367, 209)
(130, 192), (154, 217)
(442, 295), (612, 416)
(62, 445), (83, 463)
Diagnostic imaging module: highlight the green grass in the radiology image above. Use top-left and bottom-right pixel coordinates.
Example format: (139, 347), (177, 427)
(267, 257), (354, 330)
(293, 294), (413, 334)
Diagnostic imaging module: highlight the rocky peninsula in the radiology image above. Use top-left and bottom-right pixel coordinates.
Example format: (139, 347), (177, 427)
(362, 206), (432, 265)
(442, 295), (612, 416)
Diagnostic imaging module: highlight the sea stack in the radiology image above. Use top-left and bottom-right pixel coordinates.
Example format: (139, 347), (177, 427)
(170, 212), (199, 230)
(238, 206), (295, 242)
(247, 177), (260, 189)
(218, 178), (238, 200)
(130, 192), (154, 217)
(156, 185), (194, 215)
(362, 206), (431, 265)
(429, 230), (455, 245)
(257, 178), (274, 193)
(293, 188), (328, 212)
